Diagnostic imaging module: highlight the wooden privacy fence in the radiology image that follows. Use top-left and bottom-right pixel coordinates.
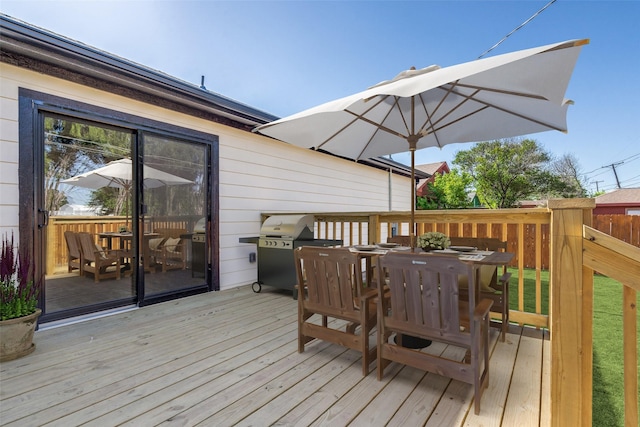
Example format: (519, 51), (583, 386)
(592, 214), (640, 246)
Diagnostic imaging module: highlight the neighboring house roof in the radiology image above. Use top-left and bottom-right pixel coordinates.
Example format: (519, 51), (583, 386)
(357, 156), (429, 179)
(57, 204), (101, 216)
(415, 162), (449, 197)
(594, 188), (640, 215)
(416, 162), (450, 176)
(595, 188), (640, 205)
(516, 188), (640, 212)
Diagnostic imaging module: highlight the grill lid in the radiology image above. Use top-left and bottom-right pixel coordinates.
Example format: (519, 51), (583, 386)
(260, 214), (314, 240)
(194, 217), (206, 233)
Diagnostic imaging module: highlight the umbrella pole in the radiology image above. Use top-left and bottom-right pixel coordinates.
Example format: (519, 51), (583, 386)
(410, 148), (415, 248)
(408, 137), (418, 249)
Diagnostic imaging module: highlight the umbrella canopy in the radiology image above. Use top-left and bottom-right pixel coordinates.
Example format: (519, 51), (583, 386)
(61, 158), (192, 190)
(61, 158), (193, 222)
(255, 39), (589, 246)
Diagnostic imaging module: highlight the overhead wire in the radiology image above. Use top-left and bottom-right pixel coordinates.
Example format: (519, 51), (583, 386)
(583, 151), (640, 189)
(477, 0), (558, 59)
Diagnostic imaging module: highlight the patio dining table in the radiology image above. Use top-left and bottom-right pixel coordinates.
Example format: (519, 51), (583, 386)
(349, 245), (514, 285)
(98, 232), (160, 273)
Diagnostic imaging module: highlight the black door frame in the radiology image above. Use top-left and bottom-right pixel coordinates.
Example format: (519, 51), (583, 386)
(18, 89), (220, 324)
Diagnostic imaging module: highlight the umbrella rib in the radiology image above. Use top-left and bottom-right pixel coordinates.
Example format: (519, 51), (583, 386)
(448, 82), (549, 100)
(355, 95), (410, 159)
(416, 93), (443, 148)
(344, 108), (407, 139)
(418, 83), (565, 139)
(317, 95), (405, 155)
(416, 83), (473, 139)
(444, 86), (567, 132)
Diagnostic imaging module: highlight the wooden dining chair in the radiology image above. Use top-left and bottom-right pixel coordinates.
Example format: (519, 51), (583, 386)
(151, 228), (187, 272)
(63, 230), (82, 274)
(294, 246), (378, 376)
(451, 237), (511, 341)
(76, 232), (121, 283)
(386, 235), (412, 246)
(376, 251), (493, 415)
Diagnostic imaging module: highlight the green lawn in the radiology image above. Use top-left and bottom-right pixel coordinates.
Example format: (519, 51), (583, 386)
(508, 269), (639, 426)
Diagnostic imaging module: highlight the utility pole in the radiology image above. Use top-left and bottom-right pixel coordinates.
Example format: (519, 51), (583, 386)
(605, 162), (623, 189)
(590, 180), (603, 192)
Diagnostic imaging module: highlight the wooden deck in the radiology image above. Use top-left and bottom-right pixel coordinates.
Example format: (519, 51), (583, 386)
(0, 286), (550, 426)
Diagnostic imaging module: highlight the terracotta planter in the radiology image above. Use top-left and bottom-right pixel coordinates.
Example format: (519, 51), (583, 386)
(0, 308), (41, 362)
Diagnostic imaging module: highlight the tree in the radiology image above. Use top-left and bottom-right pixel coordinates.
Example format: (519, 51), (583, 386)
(453, 138), (573, 208)
(417, 169), (474, 209)
(549, 153), (588, 198)
(45, 116), (132, 213)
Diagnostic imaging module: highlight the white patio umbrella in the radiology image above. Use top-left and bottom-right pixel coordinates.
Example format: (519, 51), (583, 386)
(255, 39), (589, 246)
(62, 158), (193, 224)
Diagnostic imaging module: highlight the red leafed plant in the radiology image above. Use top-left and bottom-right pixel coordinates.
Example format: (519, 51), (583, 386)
(0, 233), (40, 320)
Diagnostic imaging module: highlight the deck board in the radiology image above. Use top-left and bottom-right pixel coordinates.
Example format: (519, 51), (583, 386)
(0, 286), (548, 426)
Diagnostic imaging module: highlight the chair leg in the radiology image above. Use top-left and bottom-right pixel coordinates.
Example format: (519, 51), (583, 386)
(376, 328), (384, 380)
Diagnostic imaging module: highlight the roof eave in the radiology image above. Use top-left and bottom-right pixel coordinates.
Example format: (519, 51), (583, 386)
(0, 13), (278, 127)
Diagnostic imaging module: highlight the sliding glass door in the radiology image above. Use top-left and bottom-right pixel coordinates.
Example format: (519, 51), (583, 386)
(140, 134), (209, 301)
(38, 112), (211, 321)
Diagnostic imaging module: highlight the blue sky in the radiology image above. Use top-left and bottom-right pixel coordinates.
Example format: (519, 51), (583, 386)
(3, 0), (639, 193)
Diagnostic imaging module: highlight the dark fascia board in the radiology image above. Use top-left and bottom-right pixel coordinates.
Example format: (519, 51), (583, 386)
(0, 13), (278, 126)
(313, 149), (428, 179)
(359, 156), (430, 179)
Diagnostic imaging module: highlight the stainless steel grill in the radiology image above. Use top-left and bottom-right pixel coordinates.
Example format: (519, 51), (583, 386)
(240, 214), (342, 298)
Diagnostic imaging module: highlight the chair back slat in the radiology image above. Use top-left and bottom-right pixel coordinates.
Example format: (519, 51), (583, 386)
(76, 232), (98, 262)
(298, 247), (359, 314)
(64, 231), (81, 259)
(379, 252), (472, 343)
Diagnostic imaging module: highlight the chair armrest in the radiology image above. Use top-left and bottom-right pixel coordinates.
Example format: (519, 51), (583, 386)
(473, 298), (494, 321)
(360, 287), (378, 301)
(498, 272), (512, 286)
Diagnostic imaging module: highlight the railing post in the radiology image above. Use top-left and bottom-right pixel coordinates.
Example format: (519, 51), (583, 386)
(368, 214), (380, 245)
(548, 198), (595, 427)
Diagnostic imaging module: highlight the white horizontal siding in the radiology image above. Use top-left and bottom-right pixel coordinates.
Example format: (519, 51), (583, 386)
(0, 69), (20, 236)
(0, 63), (412, 292)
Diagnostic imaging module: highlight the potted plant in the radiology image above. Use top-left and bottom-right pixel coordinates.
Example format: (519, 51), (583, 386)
(0, 233), (42, 362)
(417, 231), (450, 251)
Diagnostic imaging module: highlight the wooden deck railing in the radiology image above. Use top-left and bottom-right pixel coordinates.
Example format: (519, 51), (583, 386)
(300, 208), (552, 329)
(265, 199), (638, 426)
(582, 225), (639, 427)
